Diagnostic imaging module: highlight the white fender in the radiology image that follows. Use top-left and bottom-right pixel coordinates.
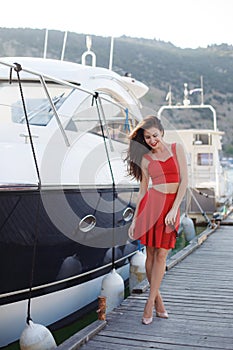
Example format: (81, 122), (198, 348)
(129, 250), (146, 293)
(19, 320), (57, 350)
(101, 268), (124, 313)
(182, 215), (196, 241)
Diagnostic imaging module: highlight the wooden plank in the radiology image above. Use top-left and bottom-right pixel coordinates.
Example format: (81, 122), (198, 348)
(63, 225), (233, 350)
(131, 278), (149, 294)
(82, 336), (223, 350)
(57, 320), (106, 350)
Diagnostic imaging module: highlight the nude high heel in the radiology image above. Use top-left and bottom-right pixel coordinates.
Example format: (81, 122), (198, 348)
(156, 310), (169, 319)
(154, 299), (169, 319)
(142, 316), (153, 325)
(142, 300), (153, 325)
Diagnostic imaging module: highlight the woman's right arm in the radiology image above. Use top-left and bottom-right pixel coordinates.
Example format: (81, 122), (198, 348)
(128, 157), (149, 239)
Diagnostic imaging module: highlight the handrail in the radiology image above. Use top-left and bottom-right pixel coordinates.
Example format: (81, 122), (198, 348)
(40, 76), (70, 147)
(158, 81), (217, 131)
(157, 104), (217, 131)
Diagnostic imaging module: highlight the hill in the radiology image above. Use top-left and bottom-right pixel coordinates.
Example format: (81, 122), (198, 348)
(0, 27), (233, 155)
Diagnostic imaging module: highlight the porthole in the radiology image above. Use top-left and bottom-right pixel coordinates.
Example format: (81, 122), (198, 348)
(79, 215), (96, 232)
(123, 207), (134, 222)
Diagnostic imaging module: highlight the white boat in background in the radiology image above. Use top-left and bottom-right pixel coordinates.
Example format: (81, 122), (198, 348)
(0, 37), (149, 347)
(158, 81), (233, 223)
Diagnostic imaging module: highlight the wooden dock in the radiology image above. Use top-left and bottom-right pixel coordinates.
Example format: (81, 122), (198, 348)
(58, 220), (233, 350)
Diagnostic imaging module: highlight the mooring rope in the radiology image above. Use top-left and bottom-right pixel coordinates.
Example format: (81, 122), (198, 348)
(11, 63), (41, 324)
(93, 92), (117, 269)
(192, 187), (215, 199)
(188, 187), (211, 225)
(11, 63), (41, 188)
(26, 196), (40, 324)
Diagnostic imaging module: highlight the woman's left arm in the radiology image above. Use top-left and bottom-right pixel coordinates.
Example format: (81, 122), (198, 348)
(165, 143), (188, 225)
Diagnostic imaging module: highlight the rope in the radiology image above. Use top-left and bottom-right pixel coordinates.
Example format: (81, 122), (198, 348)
(192, 187), (215, 199)
(188, 188), (211, 225)
(93, 93), (117, 269)
(12, 62), (41, 188)
(26, 196), (40, 324)
(11, 62), (42, 324)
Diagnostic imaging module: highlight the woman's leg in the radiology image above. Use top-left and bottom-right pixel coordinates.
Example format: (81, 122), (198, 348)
(145, 247), (166, 310)
(145, 246), (155, 283)
(142, 247), (155, 319)
(143, 247), (168, 317)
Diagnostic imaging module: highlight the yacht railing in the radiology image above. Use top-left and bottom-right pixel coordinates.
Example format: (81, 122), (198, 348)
(0, 59), (139, 143)
(157, 104), (217, 132)
(157, 82), (217, 131)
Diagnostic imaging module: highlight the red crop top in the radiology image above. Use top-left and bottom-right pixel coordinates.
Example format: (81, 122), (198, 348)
(144, 143), (180, 185)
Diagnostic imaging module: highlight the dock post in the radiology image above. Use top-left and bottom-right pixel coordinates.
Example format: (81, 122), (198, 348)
(97, 296), (106, 320)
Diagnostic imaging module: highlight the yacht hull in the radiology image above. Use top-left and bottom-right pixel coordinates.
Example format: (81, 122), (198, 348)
(0, 187), (138, 346)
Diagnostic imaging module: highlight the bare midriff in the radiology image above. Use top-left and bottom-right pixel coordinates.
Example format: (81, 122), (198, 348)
(152, 182), (179, 194)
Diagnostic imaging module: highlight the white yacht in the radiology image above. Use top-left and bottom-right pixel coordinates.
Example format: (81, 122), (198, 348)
(0, 39), (148, 346)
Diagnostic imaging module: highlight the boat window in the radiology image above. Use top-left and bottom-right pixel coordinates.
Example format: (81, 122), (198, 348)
(0, 81), (73, 126)
(71, 95), (133, 143)
(193, 134), (212, 145)
(91, 118), (131, 144)
(197, 153), (213, 166)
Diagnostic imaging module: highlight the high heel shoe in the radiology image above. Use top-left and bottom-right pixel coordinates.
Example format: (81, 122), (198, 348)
(142, 300), (153, 325)
(154, 300), (169, 319)
(142, 316), (153, 325)
(156, 310), (169, 319)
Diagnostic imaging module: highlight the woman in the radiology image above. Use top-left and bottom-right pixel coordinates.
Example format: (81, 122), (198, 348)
(126, 115), (188, 325)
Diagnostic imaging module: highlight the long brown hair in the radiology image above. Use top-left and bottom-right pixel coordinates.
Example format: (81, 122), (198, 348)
(125, 115), (164, 181)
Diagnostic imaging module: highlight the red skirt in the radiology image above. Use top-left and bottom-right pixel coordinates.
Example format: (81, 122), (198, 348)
(134, 188), (180, 249)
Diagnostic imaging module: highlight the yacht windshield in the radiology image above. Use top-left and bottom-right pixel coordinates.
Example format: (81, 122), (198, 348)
(71, 93), (134, 143)
(0, 81), (73, 126)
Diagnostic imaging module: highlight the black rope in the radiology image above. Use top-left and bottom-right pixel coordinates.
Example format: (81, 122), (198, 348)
(192, 187), (215, 199)
(9, 67), (13, 84)
(26, 195), (40, 324)
(94, 93), (116, 269)
(188, 188), (211, 225)
(12, 63), (42, 324)
(13, 62), (41, 188)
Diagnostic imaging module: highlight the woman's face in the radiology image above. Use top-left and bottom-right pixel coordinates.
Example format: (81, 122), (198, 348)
(143, 127), (163, 150)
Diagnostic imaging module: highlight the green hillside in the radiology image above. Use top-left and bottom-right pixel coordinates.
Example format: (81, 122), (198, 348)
(0, 27), (233, 155)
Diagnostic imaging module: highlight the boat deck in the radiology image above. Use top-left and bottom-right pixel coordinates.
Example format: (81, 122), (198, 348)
(58, 220), (233, 350)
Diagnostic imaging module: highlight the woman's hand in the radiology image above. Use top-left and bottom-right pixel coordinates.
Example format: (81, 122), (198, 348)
(128, 220), (136, 240)
(165, 208), (177, 226)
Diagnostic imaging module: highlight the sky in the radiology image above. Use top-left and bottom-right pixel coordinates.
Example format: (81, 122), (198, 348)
(1, 0), (233, 49)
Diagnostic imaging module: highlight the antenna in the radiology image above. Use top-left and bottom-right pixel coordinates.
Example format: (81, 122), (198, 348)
(86, 35), (92, 51)
(165, 84), (172, 105)
(43, 29), (48, 59)
(183, 83), (190, 106)
(81, 35), (96, 66)
(109, 37), (114, 70)
(61, 31), (68, 61)
(200, 75), (204, 105)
